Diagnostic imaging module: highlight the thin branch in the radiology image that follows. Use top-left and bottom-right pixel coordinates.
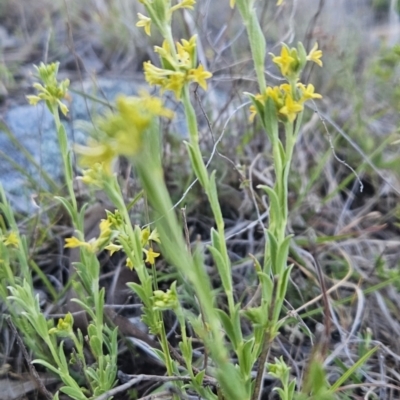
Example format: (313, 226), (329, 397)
(94, 373), (217, 400)
(6, 317), (53, 400)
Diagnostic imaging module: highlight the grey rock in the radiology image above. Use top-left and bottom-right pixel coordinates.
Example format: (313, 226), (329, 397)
(0, 77), (187, 213)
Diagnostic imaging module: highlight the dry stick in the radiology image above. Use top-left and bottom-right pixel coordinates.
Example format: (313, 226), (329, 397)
(94, 374), (217, 400)
(310, 244), (332, 359)
(6, 317), (53, 400)
(280, 253), (353, 322)
(145, 101), (251, 228)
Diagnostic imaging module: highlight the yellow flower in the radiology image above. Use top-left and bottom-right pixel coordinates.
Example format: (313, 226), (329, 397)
(75, 141), (117, 175)
(79, 163), (105, 187)
(26, 62), (70, 115)
(126, 257), (134, 270)
(277, 0), (284, 5)
(164, 71), (186, 99)
(266, 86), (284, 107)
(176, 45), (191, 69)
(64, 237), (87, 248)
(279, 93), (303, 123)
(105, 243), (122, 256)
(297, 83), (322, 102)
(188, 64), (212, 90)
(143, 61), (170, 86)
(170, 0), (196, 13)
(140, 227), (151, 246)
(177, 36), (197, 68)
(149, 228), (161, 244)
(230, 0), (235, 8)
(99, 219), (111, 236)
(4, 232), (19, 247)
(144, 248), (160, 264)
(307, 42), (323, 67)
(49, 312), (74, 335)
(272, 46), (296, 77)
(64, 236), (97, 252)
(136, 13), (151, 36)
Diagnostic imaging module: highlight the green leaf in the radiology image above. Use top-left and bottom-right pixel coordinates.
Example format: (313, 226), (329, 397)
(211, 228), (221, 251)
(276, 235), (293, 274)
(263, 97), (279, 142)
(257, 272), (273, 303)
(32, 359), (60, 376)
(297, 41), (307, 70)
(127, 282), (148, 305)
(329, 346), (379, 392)
(258, 185), (280, 230)
(184, 141), (208, 188)
(60, 386), (88, 400)
(71, 299), (95, 320)
(57, 124), (68, 155)
(55, 196), (76, 223)
(216, 309), (239, 350)
(194, 369), (206, 386)
(208, 245), (231, 294)
(217, 363), (248, 400)
(90, 335), (102, 358)
(208, 171), (224, 226)
(238, 338), (255, 378)
(266, 231), (279, 273)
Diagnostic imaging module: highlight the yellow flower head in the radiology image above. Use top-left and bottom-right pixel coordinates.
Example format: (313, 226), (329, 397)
(126, 257), (134, 270)
(149, 228), (161, 244)
(49, 312), (74, 336)
(144, 247), (160, 264)
(4, 232), (19, 247)
(151, 282), (178, 310)
(170, 0), (196, 13)
(188, 64), (212, 90)
(307, 42), (323, 67)
(177, 35), (197, 69)
(297, 83), (322, 102)
(105, 243), (123, 256)
(136, 13), (152, 36)
(272, 45), (297, 77)
(64, 236), (87, 249)
(164, 71), (187, 99)
(75, 141), (117, 176)
(279, 93), (303, 123)
(64, 236), (97, 252)
(26, 62), (70, 115)
(79, 163), (106, 187)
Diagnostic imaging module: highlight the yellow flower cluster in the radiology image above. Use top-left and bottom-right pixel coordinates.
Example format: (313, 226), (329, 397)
(250, 43), (323, 124)
(151, 282), (178, 311)
(75, 93), (173, 175)
(64, 211), (161, 269)
(26, 62), (70, 116)
(48, 312), (74, 336)
(272, 42), (323, 79)
(1, 232), (19, 248)
(64, 218), (114, 253)
(250, 83), (322, 123)
(143, 36), (212, 99)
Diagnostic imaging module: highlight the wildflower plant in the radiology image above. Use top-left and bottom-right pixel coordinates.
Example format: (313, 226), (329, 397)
(0, 0), (375, 399)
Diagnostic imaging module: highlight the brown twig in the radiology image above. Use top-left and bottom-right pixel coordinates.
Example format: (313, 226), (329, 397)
(94, 373), (217, 400)
(6, 316), (53, 400)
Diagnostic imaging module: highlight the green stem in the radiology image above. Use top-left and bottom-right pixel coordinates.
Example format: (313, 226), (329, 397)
(51, 105), (78, 217)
